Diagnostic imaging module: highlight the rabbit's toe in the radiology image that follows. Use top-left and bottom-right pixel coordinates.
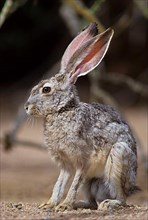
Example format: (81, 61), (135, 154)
(38, 201), (57, 209)
(55, 202), (73, 211)
(98, 199), (126, 210)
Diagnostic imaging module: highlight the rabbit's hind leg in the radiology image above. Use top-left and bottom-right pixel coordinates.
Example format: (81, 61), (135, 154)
(98, 142), (136, 210)
(73, 200), (97, 210)
(73, 178), (98, 210)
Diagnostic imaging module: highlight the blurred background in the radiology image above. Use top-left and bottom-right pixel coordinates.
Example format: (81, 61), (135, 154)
(0, 0), (148, 207)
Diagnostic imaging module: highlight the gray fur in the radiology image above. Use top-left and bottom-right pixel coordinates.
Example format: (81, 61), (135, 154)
(24, 25), (138, 211)
(25, 80), (138, 210)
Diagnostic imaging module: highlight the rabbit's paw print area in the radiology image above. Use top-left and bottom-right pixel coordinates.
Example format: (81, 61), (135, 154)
(98, 199), (125, 210)
(55, 203), (73, 211)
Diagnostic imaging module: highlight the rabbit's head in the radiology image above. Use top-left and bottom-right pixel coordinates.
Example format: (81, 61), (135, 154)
(25, 23), (114, 117)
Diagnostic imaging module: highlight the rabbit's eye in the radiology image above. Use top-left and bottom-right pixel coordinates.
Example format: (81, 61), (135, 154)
(42, 86), (51, 94)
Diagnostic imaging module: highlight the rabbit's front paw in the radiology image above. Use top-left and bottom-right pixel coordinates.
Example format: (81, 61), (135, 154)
(55, 202), (73, 211)
(38, 200), (57, 209)
(98, 199), (126, 210)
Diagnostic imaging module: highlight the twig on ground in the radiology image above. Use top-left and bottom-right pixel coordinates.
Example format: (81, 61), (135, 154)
(134, 0), (148, 19)
(1, 136), (45, 151)
(100, 73), (148, 98)
(63, 0), (105, 32)
(0, 0), (27, 28)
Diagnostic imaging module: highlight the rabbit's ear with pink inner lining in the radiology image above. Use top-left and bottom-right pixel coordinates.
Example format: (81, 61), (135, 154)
(65, 27), (114, 84)
(60, 23), (98, 72)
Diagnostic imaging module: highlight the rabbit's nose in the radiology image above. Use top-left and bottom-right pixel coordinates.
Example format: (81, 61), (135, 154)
(25, 106), (28, 111)
(24, 102), (29, 111)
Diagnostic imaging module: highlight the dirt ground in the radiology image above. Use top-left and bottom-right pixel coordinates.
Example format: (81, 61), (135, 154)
(0, 88), (148, 220)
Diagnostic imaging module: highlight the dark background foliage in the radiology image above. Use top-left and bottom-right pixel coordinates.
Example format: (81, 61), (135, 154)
(0, 0), (147, 92)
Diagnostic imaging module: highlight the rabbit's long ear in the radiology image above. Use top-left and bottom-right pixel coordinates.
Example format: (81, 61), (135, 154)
(66, 28), (114, 84)
(60, 23), (98, 72)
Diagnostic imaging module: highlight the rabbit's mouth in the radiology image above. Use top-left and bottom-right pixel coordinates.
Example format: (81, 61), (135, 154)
(25, 104), (41, 117)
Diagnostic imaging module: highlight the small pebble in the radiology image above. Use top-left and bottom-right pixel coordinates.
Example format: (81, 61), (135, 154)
(13, 203), (23, 209)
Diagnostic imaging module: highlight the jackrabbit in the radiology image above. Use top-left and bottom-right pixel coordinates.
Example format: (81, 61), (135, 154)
(25, 23), (138, 211)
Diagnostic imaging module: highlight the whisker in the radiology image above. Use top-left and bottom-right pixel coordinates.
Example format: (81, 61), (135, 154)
(30, 117), (35, 129)
(26, 115), (34, 127)
(33, 117), (37, 129)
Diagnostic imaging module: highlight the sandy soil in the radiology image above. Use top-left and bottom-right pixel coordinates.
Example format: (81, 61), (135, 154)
(0, 202), (148, 220)
(0, 88), (148, 219)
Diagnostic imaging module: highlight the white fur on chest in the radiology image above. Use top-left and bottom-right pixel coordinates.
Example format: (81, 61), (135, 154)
(87, 150), (108, 178)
